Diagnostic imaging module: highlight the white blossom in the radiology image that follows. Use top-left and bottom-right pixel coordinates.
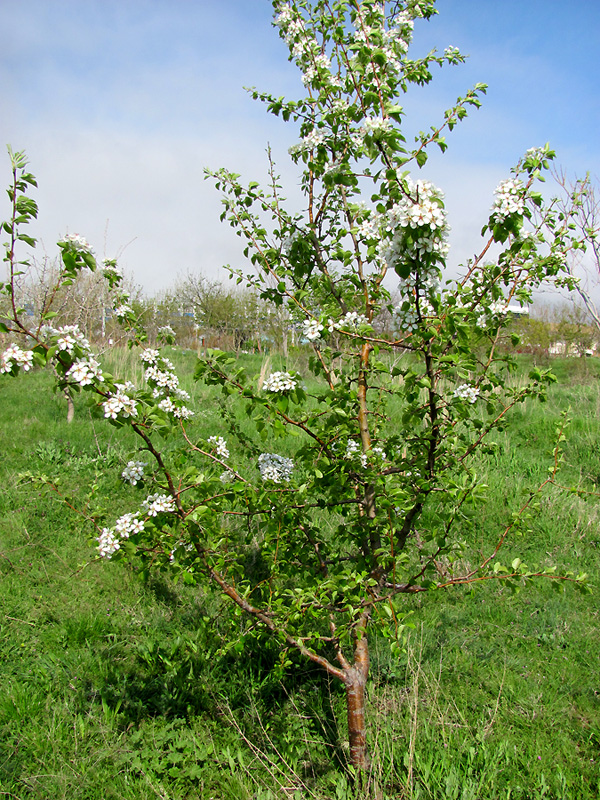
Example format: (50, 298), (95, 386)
(59, 233), (94, 255)
(173, 405), (194, 420)
(97, 511), (144, 559)
(144, 365), (179, 391)
(114, 303), (133, 318)
(302, 318), (324, 342)
(208, 436), (230, 459)
(97, 527), (120, 558)
(140, 349), (160, 364)
(377, 177), (449, 274)
(258, 453), (294, 483)
(333, 311), (370, 332)
(102, 259), (121, 277)
(51, 325), (91, 354)
(158, 397), (175, 414)
(393, 298), (435, 334)
(492, 179), (525, 221)
(115, 512), (145, 538)
(142, 493), (176, 516)
(158, 325), (176, 339)
(345, 439), (367, 468)
(121, 460), (147, 485)
(444, 45), (461, 58)
(66, 357), (104, 386)
(361, 116), (392, 138)
(0, 344), (34, 373)
(102, 392), (138, 419)
(453, 384), (480, 404)
(115, 381), (137, 394)
(263, 371), (297, 393)
(301, 129), (324, 150)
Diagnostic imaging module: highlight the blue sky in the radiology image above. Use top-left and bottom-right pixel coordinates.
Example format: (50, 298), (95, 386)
(1, 0), (598, 293)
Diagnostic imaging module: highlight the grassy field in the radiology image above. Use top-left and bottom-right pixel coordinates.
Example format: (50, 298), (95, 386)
(0, 350), (599, 799)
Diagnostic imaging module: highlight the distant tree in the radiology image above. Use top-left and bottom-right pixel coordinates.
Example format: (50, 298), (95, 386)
(553, 301), (596, 356)
(553, 170), (600, 335)
(174, 272), (293, 353)
(510, 314), (552, 356)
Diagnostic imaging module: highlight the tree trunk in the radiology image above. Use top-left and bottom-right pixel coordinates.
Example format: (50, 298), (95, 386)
(65, 389), (75, 423)
(344, 627), (370, 771)
(281, 328), (288, 359)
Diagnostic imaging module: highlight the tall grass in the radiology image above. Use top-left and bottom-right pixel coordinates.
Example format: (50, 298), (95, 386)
(0, 352), (599, 798)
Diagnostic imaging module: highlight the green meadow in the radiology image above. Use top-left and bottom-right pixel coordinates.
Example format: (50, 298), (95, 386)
(1, 350), (599, 799)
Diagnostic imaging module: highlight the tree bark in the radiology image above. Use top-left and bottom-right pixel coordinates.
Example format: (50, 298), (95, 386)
(344, 626), (371, 771)
(65, 389), (75, 423)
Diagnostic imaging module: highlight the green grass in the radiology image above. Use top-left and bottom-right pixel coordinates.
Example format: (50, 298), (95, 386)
(1, 352), (599, 798)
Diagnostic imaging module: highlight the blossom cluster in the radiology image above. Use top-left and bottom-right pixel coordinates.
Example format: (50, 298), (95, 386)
(345, 440), (386, 469)
(208, 435), (230, 459)
(279, 0), (417, 159)
(121, 460), (147, 485)
(97, 512), (145, 558)
(103, 388), (138, 420)
(476, 299), (509, 328)
(43, 324), (91, 355)
(158, 398), (194, 419)
(258, 453), (294, 483)
(360, 116), (392, 141)
(330, 311), (370, 332)
(393, 297), (435, 334)
(59, 233), (95, 255)
(0, 344), (33, 374)
(141, 349), (159, 364)
(346, 179), (448, 338)
(263, 371), (297, 393)
(381, 179), (448, 266)
(97, 528), (121, 558)
(158, 325), (176, 341)
(115, 512), (145, 537)
(142, 493), (177, 516)
(349, 4), (412, 90)
(102, 259), (121, 279)
(453, 384), (480, 404)
(274, 3), (340, 92)
(97, 491), (177, 558)
(66, 357), (104, 387)
(302, 318), (324, 342)
(346, 439), (367, 469)
(142, 349), (194, 419)
(114, 302), (133, 319)
(491, 179), (525, 221)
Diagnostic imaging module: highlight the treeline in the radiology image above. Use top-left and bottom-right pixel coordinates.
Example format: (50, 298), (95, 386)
(512, 302), (598, 357)
(3, 259), (598, 357)
(1, 264), (292, 353)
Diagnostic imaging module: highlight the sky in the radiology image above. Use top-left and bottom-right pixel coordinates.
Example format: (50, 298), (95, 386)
(1, 0), (598, 296)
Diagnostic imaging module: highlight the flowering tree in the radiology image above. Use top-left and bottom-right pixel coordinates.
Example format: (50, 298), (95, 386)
(1, 1), (591, 777)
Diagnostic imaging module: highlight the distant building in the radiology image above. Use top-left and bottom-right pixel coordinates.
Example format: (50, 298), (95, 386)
(506, 304), (529, 318)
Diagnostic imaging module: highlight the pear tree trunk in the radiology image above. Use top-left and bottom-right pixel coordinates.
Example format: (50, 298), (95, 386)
(65, 388), (75, 423)
(343, 626), (371, 771)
